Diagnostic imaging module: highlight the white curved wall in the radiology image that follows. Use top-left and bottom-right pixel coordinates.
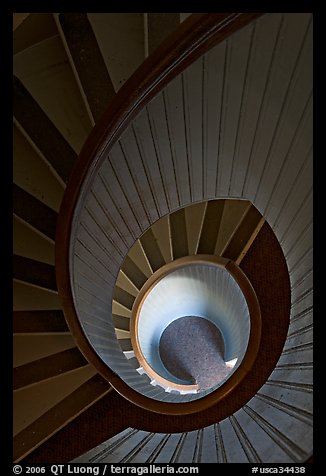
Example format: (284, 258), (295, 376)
(138, 264), (250, 387)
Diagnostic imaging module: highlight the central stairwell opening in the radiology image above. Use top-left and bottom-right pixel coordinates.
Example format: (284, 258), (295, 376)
(130, 255), (257, 397)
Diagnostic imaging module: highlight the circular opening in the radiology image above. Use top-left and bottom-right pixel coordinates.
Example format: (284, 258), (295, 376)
(132, 257), (252, 395)
(159, 316), (232, 390)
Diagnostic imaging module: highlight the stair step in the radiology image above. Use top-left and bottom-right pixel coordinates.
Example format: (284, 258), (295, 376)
(121, 255), (148, 291)
(127, 240), (152, 278)
(222, 205), (264, 262)
(113, 286), (135, 311)
(112, 314), (130, 332)
(184, 202), (206, 255)
(139, 228), (166, 273)
(216, 199), (251, 255)
(197, 200), (225, 254)
(13, 373), (111, 462)
(13, 13), (58, 55)
(13, 13), (31, 31)
(58, 13), (116, 123)
(13, 184), (58, 241)
(169, 208), (189, 259)
(13, 334), (76, 368)
(128, 358), (140, 370)
(118, 339), (133, 352)
(180, 13), (192, 22)
(13, 76), (77, 184)
(13, 254), (57, 291)
(14, 347), (88, 390)
(115, 270), (139, 297)
(13, 310), (69, 334)
(13, 216), (55, 266)
(115, 329), (130, 340)
(13, 256), (55, 295)
(14, 33), (93, 153)
(147, 13), (180, 54)
(13, 123), (64, 212)
(88, 13), (145, 91)
(13, 281), (61, 311)
(142, 219), (169, 269)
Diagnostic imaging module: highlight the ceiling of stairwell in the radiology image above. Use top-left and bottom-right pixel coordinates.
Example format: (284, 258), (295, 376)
(13, 13), (312, 463)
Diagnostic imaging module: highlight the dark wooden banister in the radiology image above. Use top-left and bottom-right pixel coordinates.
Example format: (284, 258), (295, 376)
(56, 13), (264, 415)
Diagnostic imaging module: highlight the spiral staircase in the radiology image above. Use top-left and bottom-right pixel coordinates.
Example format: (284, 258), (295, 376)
(13, 13), (313, 463)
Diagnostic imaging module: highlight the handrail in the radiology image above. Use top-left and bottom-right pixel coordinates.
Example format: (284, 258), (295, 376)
(56, 13), (264, 415)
